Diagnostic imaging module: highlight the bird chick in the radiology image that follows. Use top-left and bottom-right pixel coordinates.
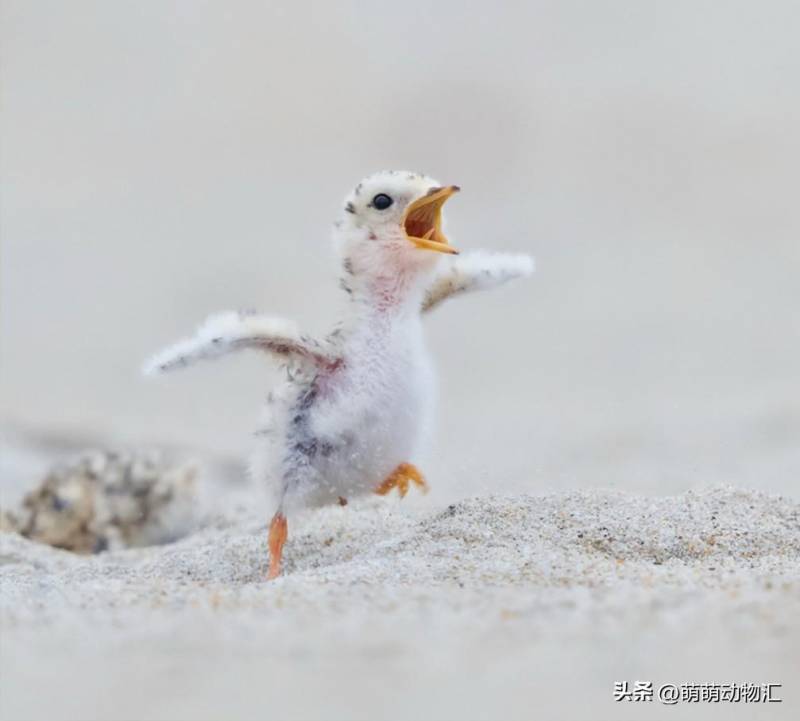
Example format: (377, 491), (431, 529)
(145, 171), (532, 578)
(4, 451), (197, 554)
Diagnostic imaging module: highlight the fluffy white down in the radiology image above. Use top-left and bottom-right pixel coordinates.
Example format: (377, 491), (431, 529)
(144, 171), (534, 519)
(423, 251), (534, 312)
(250, 310), (436, 514)
(142, 312), (300, 375)
(452, 250), (534, 284)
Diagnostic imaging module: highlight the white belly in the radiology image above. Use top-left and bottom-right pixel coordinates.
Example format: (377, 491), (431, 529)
(251, 318), (435, 513)
(251, 315), (436, 513)
(310, 320), (435, 502)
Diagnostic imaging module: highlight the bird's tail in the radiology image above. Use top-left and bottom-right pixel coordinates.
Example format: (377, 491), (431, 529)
(142, 311), (298, 375)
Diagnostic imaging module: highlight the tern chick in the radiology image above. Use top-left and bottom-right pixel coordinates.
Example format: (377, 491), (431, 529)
(3, 451), (197, 554)
(145, 171), (532, 578)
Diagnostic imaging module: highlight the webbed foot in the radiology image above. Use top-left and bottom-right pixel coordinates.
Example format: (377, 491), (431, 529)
(374, 462), (429, 498)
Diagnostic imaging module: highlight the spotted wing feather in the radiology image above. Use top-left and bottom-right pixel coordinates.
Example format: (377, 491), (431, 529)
(422, 251), (534, 313)
(143, 311), (338, 375)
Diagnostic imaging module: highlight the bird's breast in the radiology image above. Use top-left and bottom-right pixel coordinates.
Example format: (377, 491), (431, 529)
(309, 320), (435, 465)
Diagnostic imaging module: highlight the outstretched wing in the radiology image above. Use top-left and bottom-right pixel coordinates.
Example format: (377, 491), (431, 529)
(422, 251), (534, 313)
(143, 311), (338, 375)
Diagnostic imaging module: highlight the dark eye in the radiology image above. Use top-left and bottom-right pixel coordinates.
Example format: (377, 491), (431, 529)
(372, 193), (393, 210)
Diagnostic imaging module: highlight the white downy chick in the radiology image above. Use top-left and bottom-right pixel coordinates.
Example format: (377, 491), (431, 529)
(145, 171), (532, 578)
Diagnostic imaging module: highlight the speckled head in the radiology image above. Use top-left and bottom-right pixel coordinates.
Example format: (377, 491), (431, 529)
(334, 171), (460, 280)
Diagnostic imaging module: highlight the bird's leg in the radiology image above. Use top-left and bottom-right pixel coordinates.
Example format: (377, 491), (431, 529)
(375, 462), (429, 498)
(267, 512), (288, 580)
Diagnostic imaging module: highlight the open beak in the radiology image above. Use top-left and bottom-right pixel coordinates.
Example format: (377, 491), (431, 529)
(403, 185), (460, 255)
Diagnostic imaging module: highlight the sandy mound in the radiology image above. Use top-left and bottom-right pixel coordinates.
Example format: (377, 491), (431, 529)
(2, 487), (799, 721)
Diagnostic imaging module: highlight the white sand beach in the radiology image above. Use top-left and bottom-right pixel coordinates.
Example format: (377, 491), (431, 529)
(2, 470), (799, 721)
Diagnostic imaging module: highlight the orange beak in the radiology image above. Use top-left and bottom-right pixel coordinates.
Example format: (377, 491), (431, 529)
(403, 185), (460, 255)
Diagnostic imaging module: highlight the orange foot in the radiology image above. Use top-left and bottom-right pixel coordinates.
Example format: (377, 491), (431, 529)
(267, 512), (288, 580)
(375, 462), (429, 498)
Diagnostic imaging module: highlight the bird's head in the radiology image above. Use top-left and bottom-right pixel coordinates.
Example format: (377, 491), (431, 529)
(334, 171), (460, 285)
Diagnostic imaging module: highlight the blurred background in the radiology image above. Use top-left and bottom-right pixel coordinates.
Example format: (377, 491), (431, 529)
(2, 0), (798, 499)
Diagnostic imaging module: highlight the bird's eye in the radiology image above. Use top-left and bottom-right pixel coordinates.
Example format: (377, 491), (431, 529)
(372, 193), (393, 210)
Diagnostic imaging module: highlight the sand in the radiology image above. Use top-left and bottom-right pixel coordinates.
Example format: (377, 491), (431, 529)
(2, 476), (798, 721)
(3, 3), (800, 718)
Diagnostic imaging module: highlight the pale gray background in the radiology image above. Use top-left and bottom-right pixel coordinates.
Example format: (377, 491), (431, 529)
(2, 0), (799, 498)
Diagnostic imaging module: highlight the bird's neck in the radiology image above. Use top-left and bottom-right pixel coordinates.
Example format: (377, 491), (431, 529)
(345, 266), (432, 323)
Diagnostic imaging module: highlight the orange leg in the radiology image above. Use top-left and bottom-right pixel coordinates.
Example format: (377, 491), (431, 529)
(374, 462), (429, 498)
(267, 512), (288, 580)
